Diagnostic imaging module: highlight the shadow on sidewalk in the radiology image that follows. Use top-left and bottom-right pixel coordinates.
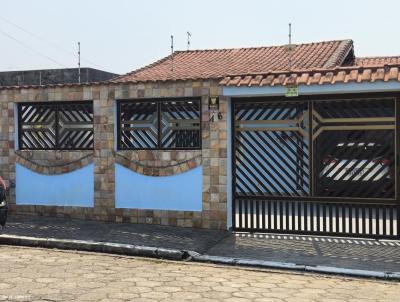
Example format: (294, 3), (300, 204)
(1, 215), (399, 278)
(1, 215), (228, 254)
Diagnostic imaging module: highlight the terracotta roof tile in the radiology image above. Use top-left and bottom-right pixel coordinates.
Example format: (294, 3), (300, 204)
(111, 40), (354, 83)
(221, 65), (400, 87)
(3, 41), (400, 91)
(361, 69), (372, 81)
(218, 50), (400, 88)
(250, 75), (263, 86)
(356, 56), (400, 66)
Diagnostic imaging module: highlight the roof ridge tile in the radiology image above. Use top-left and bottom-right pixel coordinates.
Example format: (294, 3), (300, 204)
(171, 39), (352, 54)
(323, 40), (354, 68)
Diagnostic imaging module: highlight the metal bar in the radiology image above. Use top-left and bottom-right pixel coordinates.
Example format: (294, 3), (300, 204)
(396, 97), (399, 202)
(169, 126), (200, 131)
(232, 101), (238, 228)
(54, 104), (59, 148)
(158, 103), (162, 148)
(238, 199), (242, 229)
(168, 118), (200, 124)
(18, 104), (24, 149)
(313, 125), (395, 141)
(122, 126), (158, 132)
(233, 226), (398, 239)
(308, 101), (314, 197)
(117, 101), (121, 150)
(312, 114), (395, 124)
(234, 194), (398, 205)
(121, 119), (200, 126)
(397, 205), (400, 238)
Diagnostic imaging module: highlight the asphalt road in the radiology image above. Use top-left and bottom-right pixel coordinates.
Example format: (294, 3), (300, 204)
(0, 246), (398, 302)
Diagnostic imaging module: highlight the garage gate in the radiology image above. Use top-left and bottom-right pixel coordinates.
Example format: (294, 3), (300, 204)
(232, 94), (400, 239)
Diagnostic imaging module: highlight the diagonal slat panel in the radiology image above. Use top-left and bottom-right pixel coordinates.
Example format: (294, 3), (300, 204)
(234, 100), (310, 198)
(237, 132), (308, 196)
(56, 103), (93, 150)
(314, 98), (395, 199)
(119, 101), (158, 149)
(161, 100), (200, 149)
(20, 104), (57, 150)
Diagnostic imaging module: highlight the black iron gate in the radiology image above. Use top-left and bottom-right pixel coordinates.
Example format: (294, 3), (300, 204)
(18, 102), (94, 150)
(232, 95), (399, 238)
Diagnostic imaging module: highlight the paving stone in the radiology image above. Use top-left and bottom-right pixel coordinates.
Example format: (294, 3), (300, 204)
(2, 215), (400, 279)
(5, 246), (400, 301)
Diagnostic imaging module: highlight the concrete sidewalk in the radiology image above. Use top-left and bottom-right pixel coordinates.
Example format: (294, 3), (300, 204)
(1, 215), (399, 280)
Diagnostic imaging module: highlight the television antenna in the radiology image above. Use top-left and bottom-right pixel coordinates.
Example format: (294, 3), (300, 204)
(286, 23), (295, 71)
(187, 31), (192, 50)
(284, 23), (299, 97)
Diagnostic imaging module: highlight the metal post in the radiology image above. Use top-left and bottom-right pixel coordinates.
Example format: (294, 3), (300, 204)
(170, 35), (174, 72)
(78, 42), (81, 84)
(288, 23), (292, 71)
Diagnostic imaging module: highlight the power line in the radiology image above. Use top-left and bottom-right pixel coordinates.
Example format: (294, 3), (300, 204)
(0, 27), (68, 68)
(0, 15), (108, 70)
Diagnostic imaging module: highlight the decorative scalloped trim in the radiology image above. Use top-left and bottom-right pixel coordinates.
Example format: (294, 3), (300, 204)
(15, 152), (93, 175)
(116, 153), (202, 176)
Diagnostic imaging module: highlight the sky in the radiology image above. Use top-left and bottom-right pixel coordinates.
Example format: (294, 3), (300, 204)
(1, 0), (400, 75)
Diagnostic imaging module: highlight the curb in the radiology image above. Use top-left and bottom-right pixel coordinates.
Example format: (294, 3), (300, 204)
(1, 234), (399, 281)
(191, 255), (400, 281)
(0, 234), (185, 261)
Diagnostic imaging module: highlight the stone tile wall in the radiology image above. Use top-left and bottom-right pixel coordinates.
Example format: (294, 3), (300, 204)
(116, 150), (202, 176)
(15, 150), (93, 174)
(0, 80), (228, 230)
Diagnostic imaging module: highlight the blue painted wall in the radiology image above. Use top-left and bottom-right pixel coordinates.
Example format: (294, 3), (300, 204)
(115, 164), (202, 211)
(16, 163), (94, 207)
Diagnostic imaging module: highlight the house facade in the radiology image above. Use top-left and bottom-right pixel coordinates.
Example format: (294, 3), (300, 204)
(1, 39), (399, 238)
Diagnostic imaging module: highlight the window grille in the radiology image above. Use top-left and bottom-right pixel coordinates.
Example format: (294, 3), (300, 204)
(118, 98), (201, 150)
(18, 102), (94, 150)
